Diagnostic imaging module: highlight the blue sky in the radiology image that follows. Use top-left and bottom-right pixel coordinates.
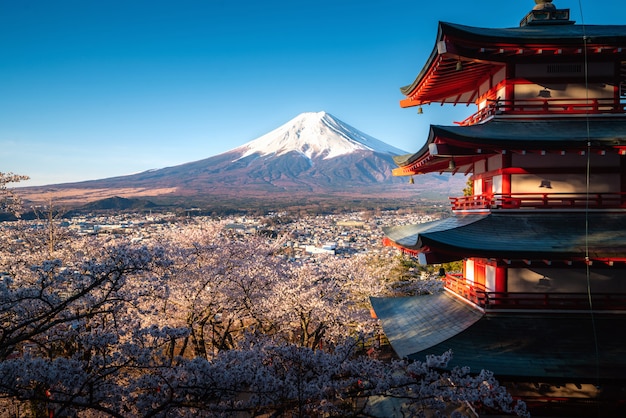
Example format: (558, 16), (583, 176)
(2, 0), (625, 186)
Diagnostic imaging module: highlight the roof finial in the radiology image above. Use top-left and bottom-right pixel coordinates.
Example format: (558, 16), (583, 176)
(521, 0), (572, 26)
(533, 0), (555, 10)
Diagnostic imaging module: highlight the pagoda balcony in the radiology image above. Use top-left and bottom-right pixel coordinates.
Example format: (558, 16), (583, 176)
(456, 97), (626, 126)
(449, 192), (626, 212)
(444, 273), (626, 312)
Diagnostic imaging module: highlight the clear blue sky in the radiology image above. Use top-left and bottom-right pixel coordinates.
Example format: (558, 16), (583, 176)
(2, 0), (624, 186)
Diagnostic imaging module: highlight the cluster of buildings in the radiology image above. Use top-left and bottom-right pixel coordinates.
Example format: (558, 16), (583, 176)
(11, 210), (439, 262)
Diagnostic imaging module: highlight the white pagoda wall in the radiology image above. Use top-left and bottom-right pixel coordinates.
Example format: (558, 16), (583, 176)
(508, 267), (626, 293)
(510, 153), (621, 194)
(514, 82), (614, 101)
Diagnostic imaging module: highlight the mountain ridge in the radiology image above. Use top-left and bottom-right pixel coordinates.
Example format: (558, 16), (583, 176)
(17, 112), (464, 208)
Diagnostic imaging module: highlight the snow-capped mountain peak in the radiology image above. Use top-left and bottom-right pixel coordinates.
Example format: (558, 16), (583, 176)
(234, 111), (405, 161)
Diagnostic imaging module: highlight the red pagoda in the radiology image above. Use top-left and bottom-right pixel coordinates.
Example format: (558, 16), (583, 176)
(375, 1), (626, 415)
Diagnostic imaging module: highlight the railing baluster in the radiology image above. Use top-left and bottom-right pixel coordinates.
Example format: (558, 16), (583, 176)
(444, 273), (626, 311)
(451, 192), (626, 211)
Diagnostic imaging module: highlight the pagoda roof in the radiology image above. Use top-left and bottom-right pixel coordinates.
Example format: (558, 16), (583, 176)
(436, 21), (626, 48)
(370, 292), (483, 359)
(400, 22), (626, 106)
(393, 118), (626, 175)
(371, 293), (626, 380)
(383, 212), (626, 262)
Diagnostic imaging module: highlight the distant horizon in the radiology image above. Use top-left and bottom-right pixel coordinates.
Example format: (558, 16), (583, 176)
(3, 0), (625, 186)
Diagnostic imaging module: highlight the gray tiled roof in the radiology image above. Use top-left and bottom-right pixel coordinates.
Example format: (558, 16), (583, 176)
(410, 310), (626, 381)
(370, 292), (483, 358)
(383, 212), (626, 259)
(393, 118), (626, 167)
(430, 119), (626, 147)
(441, 22), (626, 45)
(372, 292), (626, 380)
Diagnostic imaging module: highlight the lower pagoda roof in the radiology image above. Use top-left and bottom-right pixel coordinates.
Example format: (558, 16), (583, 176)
(393, 118), (626, 175)
(370, 293), (483, 359)
(383, 212), (626, 263)
(371, 292), (626, 381)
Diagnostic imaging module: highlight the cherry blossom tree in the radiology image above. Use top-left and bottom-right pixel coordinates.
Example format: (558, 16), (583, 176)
(0, 172), (29, 217)
(0, 218), (528, 417)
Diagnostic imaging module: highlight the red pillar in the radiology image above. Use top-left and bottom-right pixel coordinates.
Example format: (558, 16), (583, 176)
(495, 265), (507, 293)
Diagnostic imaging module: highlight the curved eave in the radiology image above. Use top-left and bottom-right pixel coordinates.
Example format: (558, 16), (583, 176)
(400, 22), (500, 107)
(400, 22), (626, 107)
(400, 58), (500, 107)
(383, 213), (626, 262)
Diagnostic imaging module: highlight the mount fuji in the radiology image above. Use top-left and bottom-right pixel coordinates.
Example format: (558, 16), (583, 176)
(234, 111), (406, 160)
(20, 112), (462, 208)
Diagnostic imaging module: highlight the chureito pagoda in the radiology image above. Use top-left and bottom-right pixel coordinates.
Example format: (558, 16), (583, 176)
(374, 1), (626, 416)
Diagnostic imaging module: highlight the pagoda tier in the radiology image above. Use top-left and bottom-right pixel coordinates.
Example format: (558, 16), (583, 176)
(393, 118), (626, 177)
(383, 212), (626, 311)
(401, 21), (626, 110)
(383, 213), (626, 264)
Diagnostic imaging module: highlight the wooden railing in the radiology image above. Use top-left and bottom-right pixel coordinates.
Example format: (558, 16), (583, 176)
(455, 97), (625, 126)
(444, 274), (626, 311)
(449, 192), (626, 211)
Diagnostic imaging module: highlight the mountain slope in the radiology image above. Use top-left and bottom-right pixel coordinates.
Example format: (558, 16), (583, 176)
(19, 111), (464, 206)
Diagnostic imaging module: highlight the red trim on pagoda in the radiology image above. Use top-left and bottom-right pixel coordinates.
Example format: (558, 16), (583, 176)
(449, 192), (626, 211)
(443, 273), (626, 311)
(454, 97), (625, 126)
(382, 237), (419, 256)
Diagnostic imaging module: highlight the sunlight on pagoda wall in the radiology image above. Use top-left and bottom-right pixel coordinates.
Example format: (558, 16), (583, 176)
(464, 259), (475, 284)
(511, 173), (618, 193)
(514, 82), (614, 100)
(508, 268), (626, 293)
(485, 264), (496, 292)
(492, 175), (503, 195)
(478, 69), (507, 110)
